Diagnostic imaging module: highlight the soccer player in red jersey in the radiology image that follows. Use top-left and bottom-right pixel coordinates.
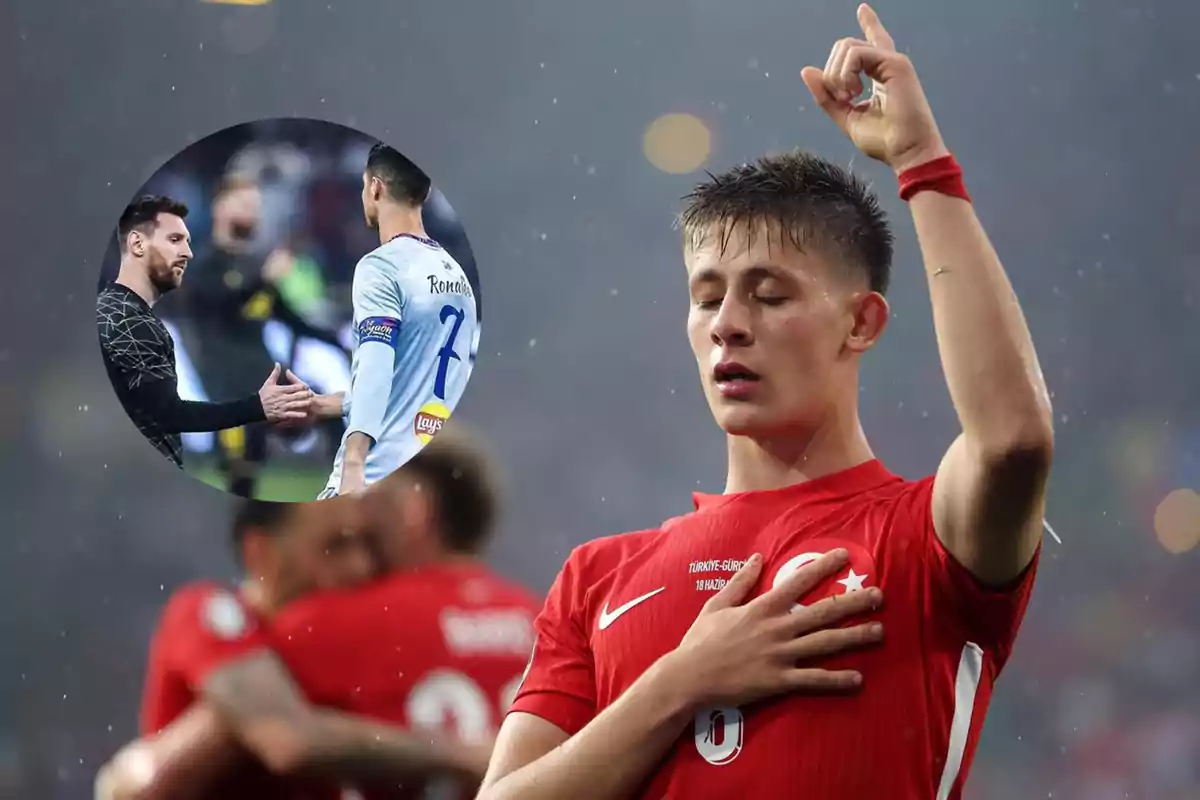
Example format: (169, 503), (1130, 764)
(137, 497), (374, 737)
(97, 427), (540, 800)
(99, 493), (487, 800)
(270, 425), (542, 799)
(482, 6), (1053, 799)
(102, 495), (379, 799)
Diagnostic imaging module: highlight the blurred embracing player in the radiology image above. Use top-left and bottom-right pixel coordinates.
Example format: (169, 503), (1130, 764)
(318, 143), (479, 499)
(482, 6), (1051, 800)
(96, 426), (540, 800)
(110, 495), (454, 800)
(273, 426), (541, 800)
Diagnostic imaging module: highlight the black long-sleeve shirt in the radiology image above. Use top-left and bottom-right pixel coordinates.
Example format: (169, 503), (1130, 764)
(96, 282), (266, 467)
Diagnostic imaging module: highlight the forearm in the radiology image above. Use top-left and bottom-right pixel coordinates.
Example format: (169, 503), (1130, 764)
(294, 710), (480, 784)
(344, 341), (395, 452)
(343, 432), (372, 466)
(481, 656), (695, 800)
(314, 392), (347, 420)
(131, 381), (266, 433)
(211, 690), (466, 783)
(910, 189), (1053, 449)
(96, 712), (240, 800)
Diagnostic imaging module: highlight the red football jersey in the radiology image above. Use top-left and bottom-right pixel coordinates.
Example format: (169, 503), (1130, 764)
(511, 460), (1040, 799)
(140, 581), (301, 799)
(140, 582), (270, 735)
(272, 562), (541, 800)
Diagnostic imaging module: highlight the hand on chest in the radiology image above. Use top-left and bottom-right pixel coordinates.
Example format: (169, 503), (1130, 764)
(589, 519), (887, 684)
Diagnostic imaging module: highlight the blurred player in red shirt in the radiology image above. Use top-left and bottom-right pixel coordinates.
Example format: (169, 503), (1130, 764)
(98, 492), (487, 800)
(482, 6), (1052, 800)
(272, 424), (541, 799)
(137, 496), (374, 737)
(98, 425), (538, 800)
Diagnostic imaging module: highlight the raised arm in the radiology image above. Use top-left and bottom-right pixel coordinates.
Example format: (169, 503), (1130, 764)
(803, 4), (1052, 587)
(481, 552), (882, 800)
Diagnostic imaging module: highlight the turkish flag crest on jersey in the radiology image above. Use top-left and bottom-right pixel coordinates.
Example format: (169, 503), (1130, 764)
(765, 537), (878, 611)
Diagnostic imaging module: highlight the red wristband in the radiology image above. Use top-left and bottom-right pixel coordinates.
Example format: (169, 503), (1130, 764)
(897, 154), (971, 203)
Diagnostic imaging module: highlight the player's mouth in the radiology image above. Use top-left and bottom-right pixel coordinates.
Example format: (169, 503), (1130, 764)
(713, 361), (761, 399)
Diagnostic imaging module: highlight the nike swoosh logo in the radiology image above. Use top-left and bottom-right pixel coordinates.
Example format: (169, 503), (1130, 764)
(598, 587), (665, 631)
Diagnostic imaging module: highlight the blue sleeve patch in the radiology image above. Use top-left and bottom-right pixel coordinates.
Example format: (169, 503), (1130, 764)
(357, 316), (401, 348)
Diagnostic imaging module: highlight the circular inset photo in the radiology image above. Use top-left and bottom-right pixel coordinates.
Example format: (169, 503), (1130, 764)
(95, 118), (482, 502)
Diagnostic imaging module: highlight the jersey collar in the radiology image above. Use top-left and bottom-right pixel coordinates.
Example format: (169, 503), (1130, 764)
(692, 459), (896, 512)
(389, 232), (442, 249)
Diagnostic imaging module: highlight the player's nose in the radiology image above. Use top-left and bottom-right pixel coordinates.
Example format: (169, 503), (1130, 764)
(710, 297), (753, 347)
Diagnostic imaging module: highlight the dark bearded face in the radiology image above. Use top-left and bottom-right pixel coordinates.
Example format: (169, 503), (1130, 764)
(142, 213), (192, 294)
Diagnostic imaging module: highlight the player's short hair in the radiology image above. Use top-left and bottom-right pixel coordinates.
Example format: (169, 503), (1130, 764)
(404, 425), (499, 555)
(364, 143), (432, 207)
(117, 195), (189, 253)
(230, 499), (295, 562)
(678, 149), (894, 295)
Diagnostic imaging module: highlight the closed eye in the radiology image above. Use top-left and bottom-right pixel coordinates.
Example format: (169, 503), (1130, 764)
(695, 298), (722, 310)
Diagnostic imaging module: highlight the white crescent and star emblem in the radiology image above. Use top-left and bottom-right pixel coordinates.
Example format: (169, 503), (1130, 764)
(771, 551), (871, 611)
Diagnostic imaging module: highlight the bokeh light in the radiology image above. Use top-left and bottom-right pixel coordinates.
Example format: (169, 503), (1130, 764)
(642, 113), (712, 175)
(1153, 488), (1200, 554)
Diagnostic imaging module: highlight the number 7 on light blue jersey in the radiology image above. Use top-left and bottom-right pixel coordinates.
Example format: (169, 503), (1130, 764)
(434, 304), (466, 401)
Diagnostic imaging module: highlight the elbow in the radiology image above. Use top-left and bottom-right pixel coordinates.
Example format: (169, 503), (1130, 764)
(978, 420), (1055, 480)
(980, 387), (1055, 470)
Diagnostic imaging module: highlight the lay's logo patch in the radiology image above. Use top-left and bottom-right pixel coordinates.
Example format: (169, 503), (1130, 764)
(414, 402), (451, 444)
(358, 316), (401, 348)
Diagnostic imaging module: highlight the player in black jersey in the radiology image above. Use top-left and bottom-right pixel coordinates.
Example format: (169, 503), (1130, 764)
(97, 195), (317, 468)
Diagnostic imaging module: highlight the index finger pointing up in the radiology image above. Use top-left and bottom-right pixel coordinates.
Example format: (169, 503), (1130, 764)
(858, 4), (895, 52)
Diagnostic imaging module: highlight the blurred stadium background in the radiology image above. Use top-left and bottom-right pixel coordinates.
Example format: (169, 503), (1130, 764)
(95, 119), (481, 500)
(4, 0), (1199, 797)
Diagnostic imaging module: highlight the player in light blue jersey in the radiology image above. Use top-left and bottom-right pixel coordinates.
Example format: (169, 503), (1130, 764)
(317, 144), (478, 499)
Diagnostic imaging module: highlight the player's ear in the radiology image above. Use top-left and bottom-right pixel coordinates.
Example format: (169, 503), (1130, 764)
(127, 230), (145, 257)
(845, 290), (889, 354)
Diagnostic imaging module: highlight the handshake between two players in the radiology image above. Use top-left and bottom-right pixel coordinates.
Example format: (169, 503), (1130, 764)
(254, 363), (341, 428)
